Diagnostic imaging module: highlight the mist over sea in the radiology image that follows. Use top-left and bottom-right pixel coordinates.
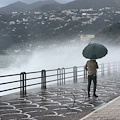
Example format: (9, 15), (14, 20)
(0, 38), (119, 96)
(0, 40), (119, 75)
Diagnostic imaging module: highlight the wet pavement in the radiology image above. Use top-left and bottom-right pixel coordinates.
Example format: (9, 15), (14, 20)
(0, 73), (120, 120)
(80, 96), (120, 120)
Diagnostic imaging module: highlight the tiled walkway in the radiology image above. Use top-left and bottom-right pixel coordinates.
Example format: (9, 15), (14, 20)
(0, 73), (120, 120)
(80, 96), (120, 120)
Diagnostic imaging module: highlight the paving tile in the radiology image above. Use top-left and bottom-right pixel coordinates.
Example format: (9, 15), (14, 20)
(80, 96), (120, 120)
(1, 74), (120, 120)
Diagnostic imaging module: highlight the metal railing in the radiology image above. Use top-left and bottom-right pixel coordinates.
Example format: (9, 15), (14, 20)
(0, 62), (119, 97)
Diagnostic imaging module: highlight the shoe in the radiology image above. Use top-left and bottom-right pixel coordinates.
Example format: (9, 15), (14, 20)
(93, 94), (98, 97)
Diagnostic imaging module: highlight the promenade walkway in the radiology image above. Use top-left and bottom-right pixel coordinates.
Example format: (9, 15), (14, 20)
(0, 73), (120, 120)
(80, 96), (120, 120)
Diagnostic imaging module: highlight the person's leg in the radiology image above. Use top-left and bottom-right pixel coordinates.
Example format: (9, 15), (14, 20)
(93, 75), (98, 97)
(88, 75), (92, 97)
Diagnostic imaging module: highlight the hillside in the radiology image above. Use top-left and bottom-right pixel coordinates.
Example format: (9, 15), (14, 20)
(0, 0), (58, 14)
(32, 3), (61, 12)
(0, 0), (120, 54)
(1, 0), (120, 14)
(61, 0), (120, 10)
(94, 22), (120, 44)
(0, 2), (29, 14)
(29, 0), (59, 10)
(32, 0), (120, 13)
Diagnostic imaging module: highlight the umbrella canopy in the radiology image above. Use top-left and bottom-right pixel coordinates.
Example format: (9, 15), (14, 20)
(82, 43), (108, 59)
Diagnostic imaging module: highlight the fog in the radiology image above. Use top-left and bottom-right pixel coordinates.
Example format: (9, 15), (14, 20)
(2, 40), (119, 75)
(0, 39), (120, 96)
(6, 42), (87, 74)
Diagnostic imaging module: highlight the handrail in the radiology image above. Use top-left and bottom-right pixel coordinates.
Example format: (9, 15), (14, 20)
(0, 62), (119, 97)
(0, 73), (20, 78)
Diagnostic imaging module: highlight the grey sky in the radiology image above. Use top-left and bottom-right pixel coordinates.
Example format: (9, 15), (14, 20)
(0, 0), (75, 7)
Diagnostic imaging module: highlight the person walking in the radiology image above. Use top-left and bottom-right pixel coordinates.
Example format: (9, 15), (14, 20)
(85, 59), (99, 98)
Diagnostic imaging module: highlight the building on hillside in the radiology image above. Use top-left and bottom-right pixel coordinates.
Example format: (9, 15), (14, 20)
(80, 34), (95, 41)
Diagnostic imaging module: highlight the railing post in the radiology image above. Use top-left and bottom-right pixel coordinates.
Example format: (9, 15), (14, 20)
(112, 62), (117, 73)
(101, 64), (104, 75)
(73, 66), (77, 83)
(20, 72), (26, 97)
(57, 68), (61, 85)
(113, 62), (115, 73)
(114, 62), (117, 73)
(84, 68), (87, 79)
(41, 70), (46, 89)
(24, 72), (26, 96)
(116, 62), (119, 72)
(118, 62), (120, 72)
(62, 68), (65, 84)
(108, 63), (110, 75)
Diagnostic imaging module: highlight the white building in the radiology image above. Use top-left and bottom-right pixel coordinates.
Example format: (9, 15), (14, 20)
(80, 34), (95, 41)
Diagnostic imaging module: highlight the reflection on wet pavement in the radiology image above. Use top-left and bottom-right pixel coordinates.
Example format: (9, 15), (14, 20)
(0, 74), (120, 120)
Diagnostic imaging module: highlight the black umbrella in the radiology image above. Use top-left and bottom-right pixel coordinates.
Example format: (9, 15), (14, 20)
(82, 43), (108, 59)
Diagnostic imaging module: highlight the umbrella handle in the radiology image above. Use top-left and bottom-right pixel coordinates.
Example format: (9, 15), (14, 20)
(88, 42), (91, 45)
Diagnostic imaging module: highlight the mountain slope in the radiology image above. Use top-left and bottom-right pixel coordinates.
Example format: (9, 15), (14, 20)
(32, 3), (61, 12)
(0, 0), (58, 14)
(0, 0), (120, 14)
(31, 0), (120, 13)
(94, 22), (120, 44)
(0, 1), (29, 14)
(29, 0), (59, 10)
(61, 0), (120, 10)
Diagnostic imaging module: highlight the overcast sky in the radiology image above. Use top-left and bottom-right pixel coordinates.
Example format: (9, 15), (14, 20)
(0, 0), (75, 7)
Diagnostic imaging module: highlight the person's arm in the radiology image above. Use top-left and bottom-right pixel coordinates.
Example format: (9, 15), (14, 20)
(84, 62), (88, 70)
(96, 62), (99, 69)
